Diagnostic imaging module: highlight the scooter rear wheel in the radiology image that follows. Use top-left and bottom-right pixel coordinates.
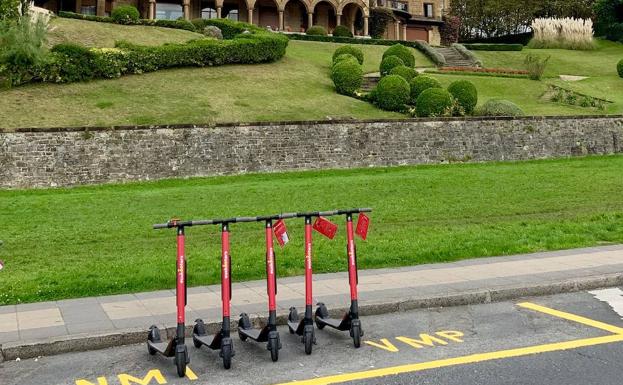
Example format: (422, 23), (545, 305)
(304, 330), (313, 355)
(175, 349), (187, 377)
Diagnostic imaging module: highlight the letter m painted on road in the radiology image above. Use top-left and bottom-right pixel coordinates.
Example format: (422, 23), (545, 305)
(396, 334), (449, 348)
(118, 370), (167, 385)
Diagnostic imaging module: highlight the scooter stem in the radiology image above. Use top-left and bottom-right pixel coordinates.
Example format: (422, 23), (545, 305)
(265, 221), (277, 312)
(221, 223), (231, 318)
(176, 226), (186, 325)
(305, 216), (313, 307)
(346, 214), (358, 302)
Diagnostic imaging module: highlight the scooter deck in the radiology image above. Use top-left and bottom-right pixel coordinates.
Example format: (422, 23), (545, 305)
(193, 333), (218, 349)
(239, 327), (268, 342)
(147, 339), (175, 357)
(317, 317), (349, 331)
(287, 320), (304, 335)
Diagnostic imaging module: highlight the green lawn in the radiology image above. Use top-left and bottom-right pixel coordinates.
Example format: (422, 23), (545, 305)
(472, 39), (623, 114)
(1, 156), (622, 305)
(47, 17), (204, 48)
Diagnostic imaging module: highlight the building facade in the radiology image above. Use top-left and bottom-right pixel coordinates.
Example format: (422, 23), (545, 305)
(35, 0), (447, 44)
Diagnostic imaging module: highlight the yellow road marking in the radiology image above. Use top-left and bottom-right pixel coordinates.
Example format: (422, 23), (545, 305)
(273, 334), (623, 385)
(518, 302), (623, 335)
(272, 302), (623, 385)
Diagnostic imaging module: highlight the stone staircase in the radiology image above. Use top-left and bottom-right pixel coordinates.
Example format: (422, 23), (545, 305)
(435, 47), (476, 67)
(362, 75), (379, 92)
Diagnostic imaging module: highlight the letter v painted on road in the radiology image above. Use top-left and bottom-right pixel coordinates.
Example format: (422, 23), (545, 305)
(364, 338), (400, 352)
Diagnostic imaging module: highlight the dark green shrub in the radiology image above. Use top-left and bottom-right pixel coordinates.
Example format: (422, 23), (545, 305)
(447, 80), (478, 114)
(380, 55), (404, 76)
(524, 53), (549, 80)
(331, 57), (362, 95)
(0, 0), (20, 21)
(390, 65), (417, 82)
(50, 43), (96, 82)
(153, 19), (196, 31)
(333, 53), (358, 66)
(111, 5), (140, 25)
(333, 25), (353, 38)
(476, 99), (524, 116)
(332, 45), (363, 65)
(58, 11), (113, 23)
(415, 88), (453, 117)
(202, 19), (260, 38)
(374, 74), (410, 111)
(369, 7), (393, 39)
(618, 59), (623, 78)
(307, 25), (327, 36)
(462, 43), (523, 51)
(409, 75), (442, 103)
(382, 44), (415, 67)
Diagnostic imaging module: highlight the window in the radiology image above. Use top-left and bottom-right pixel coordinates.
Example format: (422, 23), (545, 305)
(81, 5), (96, 15)
(156, 3), (183, 20)
(423, 3), (433, 17)
(202, 7), (218, 19)
(227, 9), (238, 21)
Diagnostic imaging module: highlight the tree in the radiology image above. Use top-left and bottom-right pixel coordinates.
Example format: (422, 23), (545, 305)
(0, 0), (20, 21)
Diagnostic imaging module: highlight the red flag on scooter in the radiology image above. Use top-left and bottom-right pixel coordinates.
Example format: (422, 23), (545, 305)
(273, 219), (289, 247)
(355, 213), (370, 240)
(313, 216), (338, 239)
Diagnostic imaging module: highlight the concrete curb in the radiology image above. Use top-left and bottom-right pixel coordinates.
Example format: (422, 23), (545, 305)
(2, 272), (622, 362)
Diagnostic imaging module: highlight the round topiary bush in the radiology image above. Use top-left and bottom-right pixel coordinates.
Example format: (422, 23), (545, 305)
(332, 45), (364, 65)
(447, 80), (478, 114)
(415, 88), (454, 117)
(476, 99), (525, 117)
(331, 58), (363, 95)
(618, 59), (623, 78)
(380, 55), (404, 76)
(111, 5), (140, 25)
(390, 65), (418, 82)
(203, 25), (223, 40)
(374, 74), (410, 111)
(333, 25), (353, 38)
(307, 25), (327, 36)
(382, 44), (415, 67)
(333, 53), (358, 67)
(409, 75), (442, 103)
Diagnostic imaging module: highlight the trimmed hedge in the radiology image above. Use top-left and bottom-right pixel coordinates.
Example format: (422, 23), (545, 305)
(461, 32), (532, 45)
(331, 58), (363, 95)
(476, 99), (524, 117)
(390, 65), (417, 82)
(462, 43), (523, 51)
(332, 45), (364, 65)
(286, 33), (446, 66)
(415, 88), (454, 117)
(333, 25), (353, 38)
(15, 21), (288, 86)
(307, 25), (327, 36)
(380, 55), (404, 76)
(447, 80), (477, 114)
(383, 44), (415, 67)
(333, 53), (358, 66)
(409, 75), (442, 103)
(618, 59), (623, 78)
(58, 11), (197, 31)
(111, 5), (140, 25)
(374, 74), (410, 111)
(193, 18), (262, 38)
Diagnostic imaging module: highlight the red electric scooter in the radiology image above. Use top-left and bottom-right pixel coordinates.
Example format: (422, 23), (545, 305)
(238, 213), (297, 362)
(149, 219), (191, 377)
(287, 215), (316, 354)
(192, 220), (235, 369)
(315, 209), (371, 348)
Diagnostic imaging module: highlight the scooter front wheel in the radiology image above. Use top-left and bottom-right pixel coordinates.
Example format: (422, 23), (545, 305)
(304, 330), (313, 355)
(269, 338), (279, 362)
(222, 344), (232, 369)
(351, 324), (361, 348)
(175, 349), (187, 377)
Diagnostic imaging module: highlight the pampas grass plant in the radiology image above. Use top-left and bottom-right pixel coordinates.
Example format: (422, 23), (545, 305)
(529, 18), (595, 50)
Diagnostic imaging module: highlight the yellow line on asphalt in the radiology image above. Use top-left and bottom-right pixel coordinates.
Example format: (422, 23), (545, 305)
(518, 302), (623, 335)
(273, 334), (623, 385)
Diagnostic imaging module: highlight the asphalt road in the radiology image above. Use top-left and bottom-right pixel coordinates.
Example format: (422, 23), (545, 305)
(2, 289), (623, 385)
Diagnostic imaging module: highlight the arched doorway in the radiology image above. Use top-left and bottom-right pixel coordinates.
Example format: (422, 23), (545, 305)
(283, 0), (308, 32)
(340, 2), (364, 35)
(223, 0), (244, 21)
(311, 0), (336, 33)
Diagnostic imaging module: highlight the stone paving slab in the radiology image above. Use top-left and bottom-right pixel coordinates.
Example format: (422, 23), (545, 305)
(1, 245), (622, 354)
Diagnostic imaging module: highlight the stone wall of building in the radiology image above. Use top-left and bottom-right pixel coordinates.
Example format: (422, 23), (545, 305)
(1, 116), (621, 188)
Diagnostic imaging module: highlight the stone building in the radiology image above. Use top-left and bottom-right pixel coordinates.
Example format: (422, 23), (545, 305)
(35, 0), (448, 43)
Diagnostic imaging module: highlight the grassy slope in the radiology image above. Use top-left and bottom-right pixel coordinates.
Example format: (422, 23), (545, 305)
(47, 17), (204, 47)
(1, 156), (622, 304)
(472, 39), (623, 114)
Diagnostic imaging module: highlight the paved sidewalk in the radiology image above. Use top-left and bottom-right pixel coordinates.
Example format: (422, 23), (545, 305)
(1, 244), (622, 360)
